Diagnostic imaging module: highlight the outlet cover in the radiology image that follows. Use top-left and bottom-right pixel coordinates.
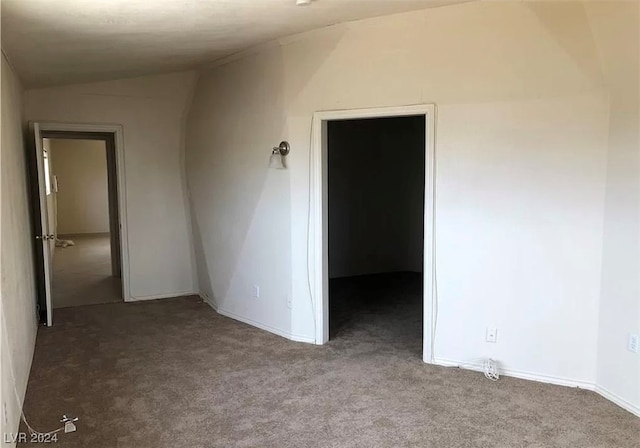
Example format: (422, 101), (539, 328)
(629, 334), (639, 353)
(252, 285), (260, 298)
(486, 327), (498, 343)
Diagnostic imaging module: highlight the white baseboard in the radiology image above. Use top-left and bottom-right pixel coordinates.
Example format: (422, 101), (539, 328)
(199, 295), (315, 344)
(433, 357), (595, 390)
(217, 308), (316, 344)
(434, 357), (640, 418)
(196, 302), (639, 417)
(199, 293), (217, 310)
(126, 291), (198, 302)
(595, 385), (640, 418)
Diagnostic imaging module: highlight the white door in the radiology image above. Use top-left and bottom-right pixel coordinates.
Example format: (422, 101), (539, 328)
(31, 122), (54, 326)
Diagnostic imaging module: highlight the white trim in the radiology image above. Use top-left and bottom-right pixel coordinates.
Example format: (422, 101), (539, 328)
(595, 385), (640, 418)
(199, 293), (217, 309)
(129, 291), (198, 302)
(435, 357), (640, 417)
(434, 358), (596, 390)
(198, 293), (315, 344)
(200, 296), (315, 344)
(310, 104), (437, 362)
(36, 122), (132, 303)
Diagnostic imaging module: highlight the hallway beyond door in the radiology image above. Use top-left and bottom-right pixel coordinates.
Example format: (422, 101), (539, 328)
(52, 234), (121, 308)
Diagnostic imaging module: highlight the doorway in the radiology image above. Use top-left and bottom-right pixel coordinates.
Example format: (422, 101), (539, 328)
(45, 135), (122, 310)
(29, 123), (130, 326)
(328, 116), (425, 355)
(310, 105), (436, 362)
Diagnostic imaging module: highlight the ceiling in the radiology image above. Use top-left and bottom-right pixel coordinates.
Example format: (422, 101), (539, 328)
(1, 0), (469, 88)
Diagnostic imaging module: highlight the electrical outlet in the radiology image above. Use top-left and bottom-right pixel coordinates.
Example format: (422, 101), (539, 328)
(629, 334), (639, 354)
(486, 327), (498, 343)
(252, 285), (260, 298)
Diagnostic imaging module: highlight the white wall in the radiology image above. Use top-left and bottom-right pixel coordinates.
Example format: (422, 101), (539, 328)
(434, 94), (607, 384)
(51, 139), (110, 235)
(0, 53), (38, 445)
(585, 1), (640, 414)
(185, 0), (639, 408)
(186, 50), (294, 335)
(328, 117), (424, 278)
(25, 72), (198, 301)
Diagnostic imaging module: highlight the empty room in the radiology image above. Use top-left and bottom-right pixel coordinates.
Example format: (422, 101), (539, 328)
(1, 1), (639, 447)
(327, 116), (425, 356)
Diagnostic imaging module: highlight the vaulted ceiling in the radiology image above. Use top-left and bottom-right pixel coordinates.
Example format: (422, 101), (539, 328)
(1, 0), (470, 87)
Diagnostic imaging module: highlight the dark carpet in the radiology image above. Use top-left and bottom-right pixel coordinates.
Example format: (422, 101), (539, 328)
(19, 274), (640, 447)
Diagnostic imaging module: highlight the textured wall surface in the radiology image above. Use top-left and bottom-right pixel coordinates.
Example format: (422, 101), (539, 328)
(1, 53), (38, 444)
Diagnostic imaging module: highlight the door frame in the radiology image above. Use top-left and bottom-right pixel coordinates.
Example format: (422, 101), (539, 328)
(310, 104), (437, 363)
(33, 122), (131, 324)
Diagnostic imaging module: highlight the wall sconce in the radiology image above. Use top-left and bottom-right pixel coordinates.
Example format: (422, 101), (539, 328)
(269, 141), (290, 170)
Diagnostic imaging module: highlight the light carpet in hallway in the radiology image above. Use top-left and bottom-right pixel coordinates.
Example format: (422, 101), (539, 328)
(52, 234), (121, 308)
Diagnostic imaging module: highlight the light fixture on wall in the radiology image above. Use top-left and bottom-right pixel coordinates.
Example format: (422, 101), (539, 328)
(296, 0), (313, 5)
(269, 141), (290, 170)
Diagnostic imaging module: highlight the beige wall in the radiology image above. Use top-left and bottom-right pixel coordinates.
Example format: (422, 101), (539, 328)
(51, 139), (110, 235)
(25, 71), (198, 301)
(0, 54), (38, 443)
(184, 0), (638, 412)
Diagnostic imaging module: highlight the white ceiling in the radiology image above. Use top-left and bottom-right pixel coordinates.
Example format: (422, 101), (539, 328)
(1, 0), (469, 88)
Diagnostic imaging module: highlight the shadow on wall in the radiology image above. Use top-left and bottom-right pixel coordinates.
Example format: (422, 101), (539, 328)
(185, 24), (345, 340)
(191, 216), (214, 304)
(185, 45), (295, 333)
(524, 1), (604, 87)
(182, 2), (639, 412)
(282, 25), (347, 112)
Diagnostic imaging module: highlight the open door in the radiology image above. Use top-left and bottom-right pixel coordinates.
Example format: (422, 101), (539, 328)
(105, 136), (122, 278)
(29, 122), (54, 326)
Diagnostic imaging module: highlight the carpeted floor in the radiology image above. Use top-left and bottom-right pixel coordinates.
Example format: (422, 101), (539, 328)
(20, 274), (640, 447)
(52, 234), (122, 309)
(329, 273), (423, 355)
